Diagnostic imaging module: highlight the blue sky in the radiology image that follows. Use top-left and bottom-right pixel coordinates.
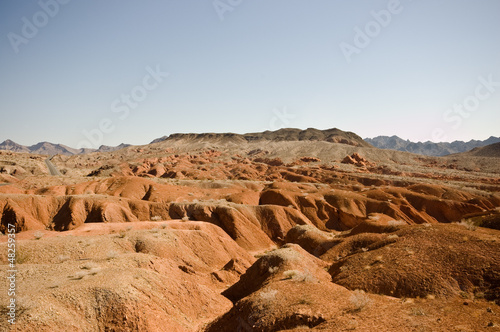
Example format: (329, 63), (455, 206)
(1, 0), (499, 148)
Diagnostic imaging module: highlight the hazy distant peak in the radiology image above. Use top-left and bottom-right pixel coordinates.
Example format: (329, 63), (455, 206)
(97, 143), (131, 153)
(365, 135), (500, 156)
(0, 140), (129, 156)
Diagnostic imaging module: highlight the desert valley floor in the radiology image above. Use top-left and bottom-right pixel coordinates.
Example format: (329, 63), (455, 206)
(1, 129), (499, 331)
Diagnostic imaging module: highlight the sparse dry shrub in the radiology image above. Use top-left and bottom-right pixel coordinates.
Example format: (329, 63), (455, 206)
(387, 219), (406, 226)
(290, 325), (310, 330)
(283, 270), (298, 280)
(259, 289), (278, 301)
(33, 231), (44, 240)
(15, 296), (34, 316)
(81, 262), (98, 270)
(456, 219), (477, 231)
(373, 255), (383, 263)
(410, 307), (426, 316)
(150, 215), (162, 221)
(474, 291), (485, 299)
(268, 266), (279, 274)
(56, 255), (70, 263)
(71, 271), (88, 280)
(283, 269), (315, 282)
(106, 250), (118, 260)
(349, 289), (371, 312)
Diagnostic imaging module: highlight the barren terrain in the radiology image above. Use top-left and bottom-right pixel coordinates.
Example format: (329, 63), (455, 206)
(1, 129), (499, 331)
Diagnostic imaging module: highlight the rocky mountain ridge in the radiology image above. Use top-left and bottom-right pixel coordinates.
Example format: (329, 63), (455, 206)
(3, 128), (499, 157)
(365, 135), (500, 156)
(0, 140), (129, 156)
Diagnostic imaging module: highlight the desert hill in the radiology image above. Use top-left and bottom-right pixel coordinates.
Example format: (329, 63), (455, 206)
(152, 127), (371, 148)
(458, 142), (500, 158)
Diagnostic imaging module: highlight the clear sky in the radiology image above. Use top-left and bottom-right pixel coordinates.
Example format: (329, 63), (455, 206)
(1, 0), (499, 148)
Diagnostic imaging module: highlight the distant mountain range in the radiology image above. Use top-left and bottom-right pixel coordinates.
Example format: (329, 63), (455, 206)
(2, 129), (499, 157)
(0, 139), (129, 156)
(459, 142), (500, 158)
(365, 136), (500, 156)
